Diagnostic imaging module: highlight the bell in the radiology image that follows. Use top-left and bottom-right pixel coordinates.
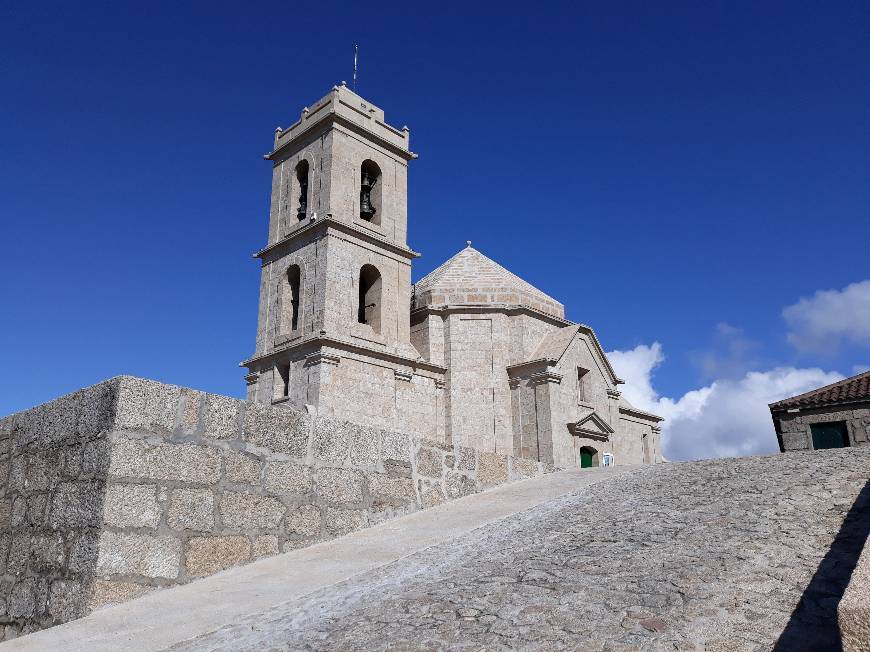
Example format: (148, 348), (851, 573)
(360, 170), (376, 219)
(297, 178), (308, 219)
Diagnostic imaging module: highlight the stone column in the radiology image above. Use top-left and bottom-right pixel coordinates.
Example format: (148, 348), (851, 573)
(530, 370), (562, 466)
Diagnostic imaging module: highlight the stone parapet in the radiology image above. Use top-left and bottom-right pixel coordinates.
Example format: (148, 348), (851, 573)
(269, 84), (413, 162)
(0, 376), (552, 639)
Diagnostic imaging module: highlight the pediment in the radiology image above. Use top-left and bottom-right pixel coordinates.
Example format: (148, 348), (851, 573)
(520, 324), (623, 386)
(568, 411), (614, 440)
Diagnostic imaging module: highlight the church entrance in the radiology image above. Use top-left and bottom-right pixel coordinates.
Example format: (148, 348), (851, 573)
(580, 446), (597, 468)
(810, 422), (850, 450)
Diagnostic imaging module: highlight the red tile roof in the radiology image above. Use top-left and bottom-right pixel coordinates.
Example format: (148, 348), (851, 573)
(769, 370), (870, 411)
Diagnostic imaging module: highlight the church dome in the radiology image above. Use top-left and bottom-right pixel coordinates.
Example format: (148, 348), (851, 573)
(412, 244), (565, 319)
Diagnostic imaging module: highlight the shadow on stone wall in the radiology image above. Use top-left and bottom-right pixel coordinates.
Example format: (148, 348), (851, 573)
(773, 479), (870, 652)
(0, 380), (118, 639)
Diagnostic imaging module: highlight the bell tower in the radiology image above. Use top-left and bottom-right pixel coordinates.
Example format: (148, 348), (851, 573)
(242, 84), (446, 436)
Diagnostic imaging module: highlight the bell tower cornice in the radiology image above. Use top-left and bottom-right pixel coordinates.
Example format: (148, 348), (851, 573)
(266, 84), (418, 163)
(253, 214), (421, 263)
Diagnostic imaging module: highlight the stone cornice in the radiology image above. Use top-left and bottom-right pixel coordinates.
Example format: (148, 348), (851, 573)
(263, 107), (418, 161)
(304, 352), (341, 367)
(564, 324), (625, 387)
(529, 370), (563, 386)
(416, 304), (573, 329)
(241, 333), (447, 376)
(254, 216), (420, 262)
(266, 87), (417, 163)
(499, 323), (624, 388)
(506, 358), (552, 373)
(618, 405), (664, 423)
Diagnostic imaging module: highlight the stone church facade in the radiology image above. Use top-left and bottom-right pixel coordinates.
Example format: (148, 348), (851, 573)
(242, 85), (663, 469)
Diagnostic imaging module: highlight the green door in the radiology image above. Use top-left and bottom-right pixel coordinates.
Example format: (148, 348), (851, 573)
(580, 448), (594, 468)
(810, 422), (850, 450)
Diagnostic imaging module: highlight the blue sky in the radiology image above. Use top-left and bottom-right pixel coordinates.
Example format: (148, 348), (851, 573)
(2, 2), (868, 459)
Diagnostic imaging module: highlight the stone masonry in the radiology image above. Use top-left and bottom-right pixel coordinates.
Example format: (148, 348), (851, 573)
(174, 447), (870, 652)
(0, 376), (551, 640)
(771, 369), (870, 452)
(241, 84), (664, 470)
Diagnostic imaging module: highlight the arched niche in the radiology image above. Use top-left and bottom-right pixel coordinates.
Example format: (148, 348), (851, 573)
(359, 159), (382, 225)
(357, 264), (382, 333)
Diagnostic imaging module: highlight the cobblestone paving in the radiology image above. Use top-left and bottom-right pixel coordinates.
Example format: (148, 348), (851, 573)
(176, 448), (870, 652)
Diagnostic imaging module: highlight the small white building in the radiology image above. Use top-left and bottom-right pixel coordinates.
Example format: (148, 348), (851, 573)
(242, 85), (663, 469)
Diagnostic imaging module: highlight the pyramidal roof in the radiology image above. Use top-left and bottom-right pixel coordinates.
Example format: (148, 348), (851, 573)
(413, 244), (565, 319)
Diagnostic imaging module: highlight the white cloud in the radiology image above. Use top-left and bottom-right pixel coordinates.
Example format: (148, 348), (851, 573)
(607, 343), (843, 462)
(607, 342), (665, 410)
(783, 280), (870, 353)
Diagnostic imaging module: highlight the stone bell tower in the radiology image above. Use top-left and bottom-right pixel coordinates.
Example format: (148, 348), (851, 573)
(242, 84), (446, 437)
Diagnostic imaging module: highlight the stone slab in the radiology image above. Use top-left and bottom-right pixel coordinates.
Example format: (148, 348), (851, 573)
(180, 448), (870, 652)
(0, 467), (629, 651)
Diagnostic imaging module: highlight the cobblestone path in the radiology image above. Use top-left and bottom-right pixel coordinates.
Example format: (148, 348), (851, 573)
(176, 447), (870, 652)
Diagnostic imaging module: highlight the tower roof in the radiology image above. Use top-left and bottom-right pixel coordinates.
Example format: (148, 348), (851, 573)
(413, 244), (565, 319)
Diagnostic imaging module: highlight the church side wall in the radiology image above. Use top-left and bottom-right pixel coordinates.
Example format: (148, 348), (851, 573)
(444, 315), (493, 452)
(510, 313), (556, 362)
(396, 373), (445, 443)
(443, 312), (514, 455)
(410, 314), (446, 367)
(492, 313), (515, 454)
(0, 376), (552, 641)
(612, 415), (649, 465)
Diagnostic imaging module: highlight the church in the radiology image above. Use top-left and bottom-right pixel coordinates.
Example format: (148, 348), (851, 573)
(241, 84), (663, 469)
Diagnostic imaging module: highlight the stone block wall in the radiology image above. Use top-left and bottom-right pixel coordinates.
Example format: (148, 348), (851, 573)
(0, 376), (552, 639)
(774, 403), (870, 451)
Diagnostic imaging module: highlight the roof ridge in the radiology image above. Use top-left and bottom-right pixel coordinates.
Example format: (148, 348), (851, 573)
(413, 246), (473, 288)
(476, 250), (557, 302)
